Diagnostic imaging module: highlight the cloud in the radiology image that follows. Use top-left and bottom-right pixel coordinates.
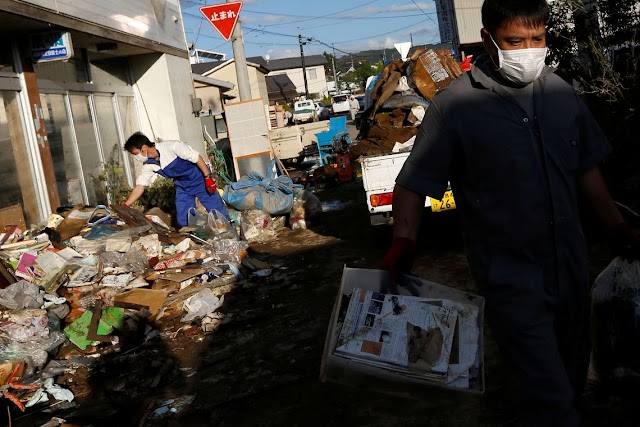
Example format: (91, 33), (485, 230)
(265, 48), (299, 59)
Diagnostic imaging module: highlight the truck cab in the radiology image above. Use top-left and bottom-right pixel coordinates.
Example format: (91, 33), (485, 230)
(293, 100), (318, 124)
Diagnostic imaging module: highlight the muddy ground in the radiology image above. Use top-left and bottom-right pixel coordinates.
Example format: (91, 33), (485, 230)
(11, 134), (636, 427)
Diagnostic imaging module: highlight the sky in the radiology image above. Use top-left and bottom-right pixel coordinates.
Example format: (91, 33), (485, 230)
(179, 0), (441, 60)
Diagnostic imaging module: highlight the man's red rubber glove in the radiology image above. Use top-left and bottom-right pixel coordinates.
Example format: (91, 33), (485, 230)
(378, 237), (417, 285)
(609, 222), (640, 262)
(205, 175), (217, 195)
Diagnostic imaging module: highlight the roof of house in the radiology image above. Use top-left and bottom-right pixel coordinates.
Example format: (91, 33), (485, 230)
(266, 74), (298, 102)
(191, 58), (270, 76)
(261, 54), (328, 71)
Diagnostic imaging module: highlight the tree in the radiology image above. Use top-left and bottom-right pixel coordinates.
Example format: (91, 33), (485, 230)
(547, 0), (640, 211)
(341, 60), (376, 90)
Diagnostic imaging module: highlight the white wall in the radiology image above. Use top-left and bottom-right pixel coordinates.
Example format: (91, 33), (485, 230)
(454, 0), (483, 45)
(17, 0), (187, 50)
(269, 65), (328, 98)
(129, 53), (205, 157)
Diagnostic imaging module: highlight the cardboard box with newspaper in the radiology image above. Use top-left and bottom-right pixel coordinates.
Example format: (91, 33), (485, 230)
(321, 267), (485, 395)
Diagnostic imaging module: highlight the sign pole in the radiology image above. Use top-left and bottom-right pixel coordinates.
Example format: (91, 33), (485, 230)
(227, 0), (251, 101)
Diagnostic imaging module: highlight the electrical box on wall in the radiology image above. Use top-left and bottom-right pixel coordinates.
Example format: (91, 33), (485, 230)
(191, 97), (203, 114)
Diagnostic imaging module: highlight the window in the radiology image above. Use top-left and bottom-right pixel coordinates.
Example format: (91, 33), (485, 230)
(307, 68), (317, 80)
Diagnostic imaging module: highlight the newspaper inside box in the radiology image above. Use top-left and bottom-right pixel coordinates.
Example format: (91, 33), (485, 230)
(321, 267), (485, 394)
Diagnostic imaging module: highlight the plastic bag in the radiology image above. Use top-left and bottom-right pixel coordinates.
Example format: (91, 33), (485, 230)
(188, 207), (208, 228)
(0, 281), (43, 309)
(241, 210), (276, 242)
(590, 257), (640, 380)
(290, 189), (323, 230)
(207, 210), (238, 241)
(212, 239), (248, 264)
(100, 249), (148, 274)
(3, 310), (49, 342)
(181, 289), (224, 322)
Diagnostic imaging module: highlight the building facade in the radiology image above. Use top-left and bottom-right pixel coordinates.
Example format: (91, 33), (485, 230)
(263, 55), (329, 99)
(192, 59), (270, 109)
(0, 0), (203, 224)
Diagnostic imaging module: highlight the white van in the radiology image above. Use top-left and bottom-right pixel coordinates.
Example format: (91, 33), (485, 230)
(331, 94), (351, 115)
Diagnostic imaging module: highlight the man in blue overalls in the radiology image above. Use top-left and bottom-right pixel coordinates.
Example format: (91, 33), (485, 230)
(380, 0), (639, 425)
(123, 132), (229, 227)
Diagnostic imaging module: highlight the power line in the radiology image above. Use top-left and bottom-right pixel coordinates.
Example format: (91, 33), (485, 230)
(243, 10), (435, 21)
(411, 0), (441, 28)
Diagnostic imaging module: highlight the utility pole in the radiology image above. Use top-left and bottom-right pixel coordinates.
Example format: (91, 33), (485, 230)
(228, 0), (251, 101)
(332, 44), (339, 95)
(298, 29), (310, 98)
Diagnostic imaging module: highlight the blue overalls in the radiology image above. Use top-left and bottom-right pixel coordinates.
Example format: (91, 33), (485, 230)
(147, 157), (230, 227)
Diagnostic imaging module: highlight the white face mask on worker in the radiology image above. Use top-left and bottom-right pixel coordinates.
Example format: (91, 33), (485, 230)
(491, 35), (547, 85)
(134, 152), (148, 162)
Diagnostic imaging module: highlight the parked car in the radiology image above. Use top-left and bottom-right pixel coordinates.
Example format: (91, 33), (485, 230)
(315, 102), (331, 120)
(292, 99), (317, 124)
(331, 94), (351, 115)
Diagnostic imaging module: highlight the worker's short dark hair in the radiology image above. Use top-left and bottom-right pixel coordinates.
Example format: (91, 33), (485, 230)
(481, 0), (549, 35)
(124, 132), (155, 152)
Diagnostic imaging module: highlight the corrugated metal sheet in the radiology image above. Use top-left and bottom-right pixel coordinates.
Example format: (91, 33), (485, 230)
(14, 0), (186, 50)
(453, 0), (483, 45)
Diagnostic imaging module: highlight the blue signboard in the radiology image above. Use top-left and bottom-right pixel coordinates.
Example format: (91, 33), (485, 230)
(31, 31), (74, 62)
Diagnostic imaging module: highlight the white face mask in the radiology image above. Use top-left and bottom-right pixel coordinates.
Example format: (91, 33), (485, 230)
(490, 35), (547, 85)
(134, 151), (148, 163)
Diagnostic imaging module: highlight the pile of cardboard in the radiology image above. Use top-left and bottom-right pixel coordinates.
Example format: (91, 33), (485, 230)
(351, 49), (463, 158)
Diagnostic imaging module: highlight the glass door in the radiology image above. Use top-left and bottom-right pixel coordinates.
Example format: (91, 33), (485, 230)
(0, 91), (26, 209)
(68, 94), (103, 206)
(93, 94), (129, 204)
(40, 93), (84, 206)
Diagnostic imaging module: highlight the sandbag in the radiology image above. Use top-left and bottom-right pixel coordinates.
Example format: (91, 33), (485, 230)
(222, 161), (302, 215)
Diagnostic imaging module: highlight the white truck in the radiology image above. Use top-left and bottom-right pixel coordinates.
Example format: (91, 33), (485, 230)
(270, 121), (330, 163)
(362, 152), (455, 225)
(292, 100), (317, 124)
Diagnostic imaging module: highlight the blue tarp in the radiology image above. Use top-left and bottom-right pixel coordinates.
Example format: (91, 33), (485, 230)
(222, 160), (302, 215)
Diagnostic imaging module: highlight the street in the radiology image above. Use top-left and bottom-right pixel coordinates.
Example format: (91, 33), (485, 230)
(12, 136), (632, 426)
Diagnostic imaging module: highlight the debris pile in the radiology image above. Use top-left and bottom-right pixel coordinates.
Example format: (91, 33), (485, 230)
(0, 197), (291, 421)
(352, 49), (463, 158)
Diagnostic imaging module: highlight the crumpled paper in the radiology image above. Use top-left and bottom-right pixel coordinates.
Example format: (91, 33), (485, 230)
(0, 281), (43, 309)
(181, 289), (224, 322)
(26, 378), (75, 408)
